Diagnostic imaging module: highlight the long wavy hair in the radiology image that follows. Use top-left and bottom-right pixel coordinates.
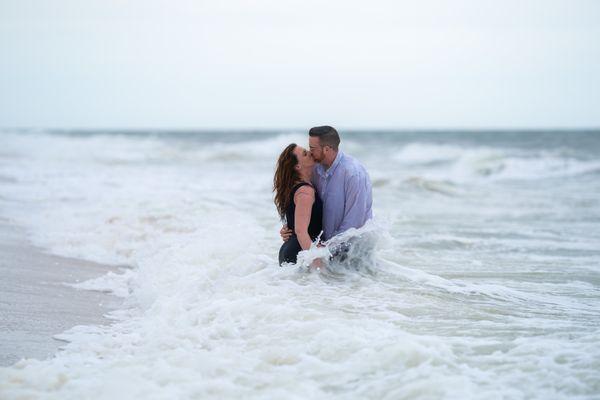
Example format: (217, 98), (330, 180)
(273, 143), (301, 220)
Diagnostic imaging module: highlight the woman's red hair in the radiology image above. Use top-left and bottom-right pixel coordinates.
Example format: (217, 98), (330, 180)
(273, 143), (301, 220)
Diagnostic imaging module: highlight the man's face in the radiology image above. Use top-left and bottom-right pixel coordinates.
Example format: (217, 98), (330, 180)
(308, 136), (325, 163)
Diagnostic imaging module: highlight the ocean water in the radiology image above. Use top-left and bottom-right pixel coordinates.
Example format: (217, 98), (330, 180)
(0, 130), (599, 399)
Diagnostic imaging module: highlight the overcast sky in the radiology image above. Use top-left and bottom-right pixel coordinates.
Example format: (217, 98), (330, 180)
(1, 0), (599, 129)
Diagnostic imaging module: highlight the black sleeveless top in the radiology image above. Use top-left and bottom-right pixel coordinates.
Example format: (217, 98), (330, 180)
(285, 182), (323, 240)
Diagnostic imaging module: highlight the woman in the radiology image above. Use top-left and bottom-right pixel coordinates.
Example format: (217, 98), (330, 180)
(274, 143), (323, 265)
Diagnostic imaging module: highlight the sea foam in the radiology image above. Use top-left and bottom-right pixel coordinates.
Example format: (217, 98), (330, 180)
(1, 130), (599, 399)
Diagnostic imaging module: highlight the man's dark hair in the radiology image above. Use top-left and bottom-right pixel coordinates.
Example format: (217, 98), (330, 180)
(308, 125), (340, 150)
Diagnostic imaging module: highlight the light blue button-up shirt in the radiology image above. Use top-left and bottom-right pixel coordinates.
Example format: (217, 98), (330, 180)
(312, 151), (373, 241)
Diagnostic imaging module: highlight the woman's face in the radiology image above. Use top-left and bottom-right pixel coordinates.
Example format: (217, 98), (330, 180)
(293, 145), (315, 170)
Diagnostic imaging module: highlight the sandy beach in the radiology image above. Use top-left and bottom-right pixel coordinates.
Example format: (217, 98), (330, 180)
(0, 217), (121, 366)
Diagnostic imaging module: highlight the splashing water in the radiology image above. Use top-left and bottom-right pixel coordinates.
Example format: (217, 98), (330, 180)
(0, 130), (599, 399)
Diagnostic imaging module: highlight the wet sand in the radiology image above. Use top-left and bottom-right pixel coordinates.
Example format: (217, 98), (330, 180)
(0, 218), (121, 366)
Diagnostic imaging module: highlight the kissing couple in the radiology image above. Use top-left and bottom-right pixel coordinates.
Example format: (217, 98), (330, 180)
(273, 126), (373, 268)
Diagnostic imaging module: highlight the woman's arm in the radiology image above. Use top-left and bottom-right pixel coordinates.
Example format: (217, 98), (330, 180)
(293, 186), (315, 251)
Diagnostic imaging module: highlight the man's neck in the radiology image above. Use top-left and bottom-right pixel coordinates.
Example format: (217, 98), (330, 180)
(322, 151), (339, 170)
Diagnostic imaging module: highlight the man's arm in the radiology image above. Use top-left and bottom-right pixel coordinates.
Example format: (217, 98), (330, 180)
(280, 225), (292, 242)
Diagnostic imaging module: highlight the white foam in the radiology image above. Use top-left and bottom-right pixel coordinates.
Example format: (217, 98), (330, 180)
(65, 269), (134, 298)
(391, 142), (600, 183)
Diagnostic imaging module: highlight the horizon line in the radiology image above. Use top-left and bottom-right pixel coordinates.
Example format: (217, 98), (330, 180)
(2, 126), (600, 133)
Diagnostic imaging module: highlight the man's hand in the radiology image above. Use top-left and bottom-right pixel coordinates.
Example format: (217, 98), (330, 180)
(310, 257), (325, 272)
(280, 225), (293, 242)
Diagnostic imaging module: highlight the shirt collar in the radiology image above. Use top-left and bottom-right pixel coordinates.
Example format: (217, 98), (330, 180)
(315, 150), (344, 178)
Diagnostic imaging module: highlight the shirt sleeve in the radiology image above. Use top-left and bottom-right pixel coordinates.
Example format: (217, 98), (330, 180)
(335, 173), (368, 235)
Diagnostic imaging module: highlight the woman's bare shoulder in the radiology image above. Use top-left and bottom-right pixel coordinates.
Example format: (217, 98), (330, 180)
(295, 184), (315, 195)
(294, 184), (315, 201)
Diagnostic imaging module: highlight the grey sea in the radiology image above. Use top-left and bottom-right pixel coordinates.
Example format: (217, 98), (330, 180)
(1, 130), (599, 399)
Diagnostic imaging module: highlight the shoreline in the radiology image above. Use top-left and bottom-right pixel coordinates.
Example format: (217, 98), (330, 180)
(0, 217), (122, 366)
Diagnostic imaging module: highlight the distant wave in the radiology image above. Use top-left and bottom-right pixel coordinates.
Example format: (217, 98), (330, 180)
(391, 142), (600, 182)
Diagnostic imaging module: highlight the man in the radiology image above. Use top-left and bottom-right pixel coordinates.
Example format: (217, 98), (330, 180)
(280, 125), (372, 244)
